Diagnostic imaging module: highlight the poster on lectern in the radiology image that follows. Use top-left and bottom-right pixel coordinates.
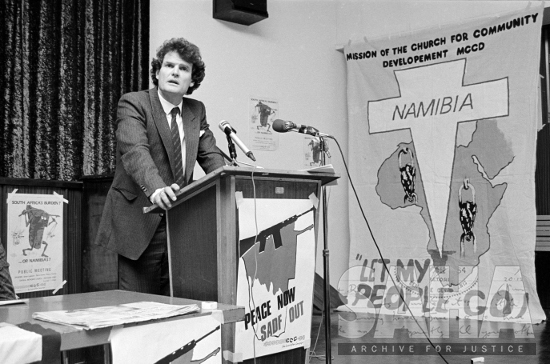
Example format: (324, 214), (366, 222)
(6, 193), (64, 293)
(235, 197), (316, 359)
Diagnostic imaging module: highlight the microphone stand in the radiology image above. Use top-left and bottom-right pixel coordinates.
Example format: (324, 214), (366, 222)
(319, 135), (332, 364)
(225, 135), (239, 166)
(217, 147), (238, 167)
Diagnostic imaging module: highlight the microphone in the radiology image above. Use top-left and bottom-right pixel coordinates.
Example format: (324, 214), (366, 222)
(272, 119), (330, 137)
(218, 120), (256, 161)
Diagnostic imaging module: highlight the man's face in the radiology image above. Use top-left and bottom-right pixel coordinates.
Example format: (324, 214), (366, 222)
(156, 51), (194, 104)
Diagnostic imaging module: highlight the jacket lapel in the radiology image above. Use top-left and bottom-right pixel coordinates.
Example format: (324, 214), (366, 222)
(182, 98), (199, 182)
(149, 89), (178, 178)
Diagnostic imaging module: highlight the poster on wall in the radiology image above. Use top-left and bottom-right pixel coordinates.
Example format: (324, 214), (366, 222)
(6, 193), (64, 293)
(303, 137), (329, 168)
(235, 198), (316, 360)
(341, 3), (546, 339)
(249, 96), (279, 151)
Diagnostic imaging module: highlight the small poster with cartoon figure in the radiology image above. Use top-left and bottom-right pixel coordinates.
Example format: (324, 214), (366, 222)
(303, 136), (329, 167)
(249, 97), (279, 151)
(7, 193), (64, 293)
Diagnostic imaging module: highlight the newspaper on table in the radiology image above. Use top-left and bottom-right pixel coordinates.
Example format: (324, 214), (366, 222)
(32, 301), (200, 330)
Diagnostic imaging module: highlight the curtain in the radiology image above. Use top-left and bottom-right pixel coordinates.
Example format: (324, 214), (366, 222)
(0, 0), (149, 181)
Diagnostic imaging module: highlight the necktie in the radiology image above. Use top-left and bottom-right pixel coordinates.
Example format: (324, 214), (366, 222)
(170, 107), (185, 187)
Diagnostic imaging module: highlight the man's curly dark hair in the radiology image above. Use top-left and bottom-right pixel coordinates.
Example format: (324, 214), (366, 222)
(150, 38), (205, 95)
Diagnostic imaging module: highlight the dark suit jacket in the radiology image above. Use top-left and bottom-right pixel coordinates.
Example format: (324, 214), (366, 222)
(95, 88), (224, 260)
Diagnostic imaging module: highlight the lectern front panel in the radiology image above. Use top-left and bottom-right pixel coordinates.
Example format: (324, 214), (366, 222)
(167, 183), (219, 302)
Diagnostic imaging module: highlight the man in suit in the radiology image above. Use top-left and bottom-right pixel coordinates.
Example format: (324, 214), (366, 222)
(95, 38), (225, 295)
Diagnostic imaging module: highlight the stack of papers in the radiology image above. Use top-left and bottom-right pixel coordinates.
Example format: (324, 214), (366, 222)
(32, 301), (200, 330)
(301, 164), (335, 174)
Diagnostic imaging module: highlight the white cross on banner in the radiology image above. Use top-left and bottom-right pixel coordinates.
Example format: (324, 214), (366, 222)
(368, 59), (509, 254)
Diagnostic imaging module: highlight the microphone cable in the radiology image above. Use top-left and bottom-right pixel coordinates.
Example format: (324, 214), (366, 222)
(248, 169), (260, 363)
(327, 135), (450, 364)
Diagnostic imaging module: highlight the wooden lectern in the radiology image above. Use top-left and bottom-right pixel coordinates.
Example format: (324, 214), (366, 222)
(145, 166), (338, 364)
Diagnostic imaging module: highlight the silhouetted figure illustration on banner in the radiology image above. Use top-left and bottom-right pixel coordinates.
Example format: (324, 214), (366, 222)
(459, 178), (477, 257)
(398, 147), (417, 204)
(255, 101), (275, 132)
(19, 205), (59, 257)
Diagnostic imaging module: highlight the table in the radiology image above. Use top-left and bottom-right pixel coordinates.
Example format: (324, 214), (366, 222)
(0, 290), (245, 362)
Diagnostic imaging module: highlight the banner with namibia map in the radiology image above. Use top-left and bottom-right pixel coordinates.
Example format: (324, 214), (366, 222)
(340, 3), (546, 340)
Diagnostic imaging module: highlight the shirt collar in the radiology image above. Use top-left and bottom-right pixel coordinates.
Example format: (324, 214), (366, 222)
(157, 89), (182, 115)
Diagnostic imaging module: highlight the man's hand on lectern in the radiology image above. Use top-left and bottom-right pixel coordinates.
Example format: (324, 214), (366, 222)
(152, 183), (180, 210)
